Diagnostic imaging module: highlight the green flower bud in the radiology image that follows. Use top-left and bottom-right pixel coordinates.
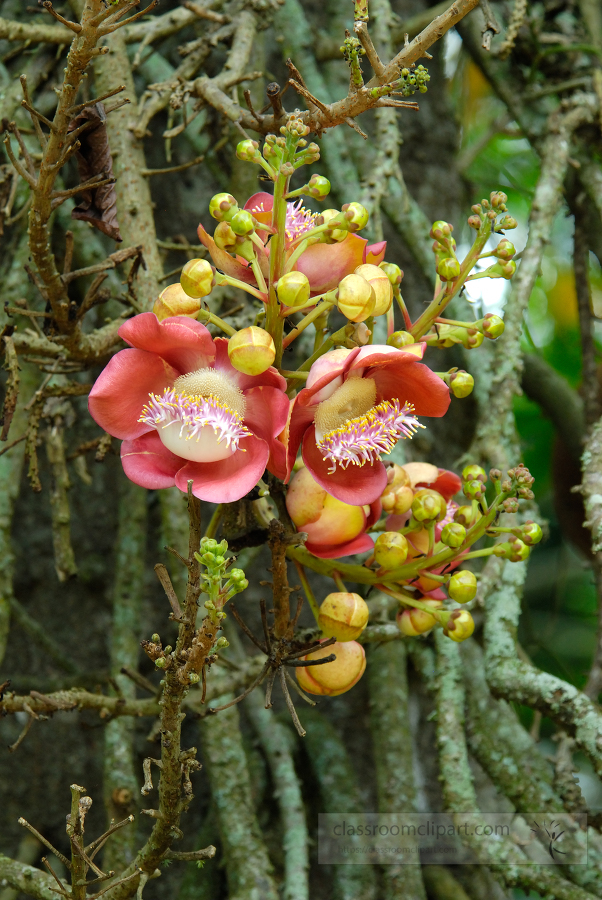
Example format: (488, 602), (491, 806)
(307, 174), (331, 199)
(485, 260), (516, 280)
(448, 570), (477, 604)
(476, 313), (505, 339)
(463, 479), (485, 500)
(454, 505), (480, 527)
(437, 257), (461, 281)
(444, 609), (475, 642)
(214, 221), (237, 253)
(230, 209), (255, 236)
(379, 261), (403, 285)
(430, 220), (453, 242)
(155, 657), (167, 668)
(341, 201), (369, 232)
(374, 532), (409, 569)
(521, 521), (543, 545)
(276, 271), (311, 308)
(494, 238), (515, 260)
(209, 192), (238, 222)
(202, 538), (219, 552)
(412, 488), (446, 522)
(236, 139), (260, 161)
(440, 522), (466, 548)
(462, 465), (486, 483)
(387, 330), (415, 349)
(188, 672), (200, 684)
(151, 633), (160, 643)
(493, 539), (530, 562)
(180, 258), (214, 299)
(497, 214), (517, 230)
(215, 637), (230, 649)
(449, 370), (474, 398)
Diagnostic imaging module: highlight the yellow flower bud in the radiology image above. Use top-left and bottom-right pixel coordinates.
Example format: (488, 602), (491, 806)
(379, 261), (403, 285)
(318, 592), (369, 642)
(444, 609), (475, 642)
(337, 273), (376, 323)
(411, 488), (446, 522)
(214, 221), (237, 253)
(296, 641), (366, 696)
(387, 331), (415, 349)
(153, 283), (201, 322)
(276, 271), (311, 308)
(180, 258), (214, 299)
(448, 570), (477, 604)
(374, 532), (408, 569)
(354, 264), (393, 316)
(320, 209), (348, 243)
(396, 599), (442, 636)
(449, 370), (474, 398)
(228, 326), (276, 375)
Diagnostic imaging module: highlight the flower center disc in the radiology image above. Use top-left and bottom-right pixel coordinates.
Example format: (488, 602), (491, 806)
(314, 377), (376, 442)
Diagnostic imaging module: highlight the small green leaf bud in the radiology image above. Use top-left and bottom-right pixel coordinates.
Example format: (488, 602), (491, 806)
(188, 672), (200, 684)
(164, 645), (172, 654)
(448, 570), (477, 604)
(209, 192), (238, 222)
(374, 532), (409, 569)
(215, 637), (230, 649)
(379, 261), (403, 285)
(440, 522), (466, 548)
(180, 258), (214, 299)
(307, 174), (331, 199)
(214, 221), (237, 253)
(155, 657), (167, 668)
(230, 210), (255, 236)
(236, 139), (259, 161)
(521, 521), (543, 545)
(449, 370), (474, 398)
(493, 539), (530, 562)
(412, 488), (446, 522)
(444, 609), (475, 642)
(276, 271), (311, 308)
(497, 214), (518, 230)
(430, 220), (453, 241)
(467, 214), (482, 230)
(203, 538), (219, 552)
(204, 599), (216, 610)
(151, 634), (160, 643)
(462, 465), (486, 483)
(477, 313), (505, 339)
(341, 201), (369, 232)
(494, 239), (515, 260)
(437, 257), (461, 281)
(387, 330), (416, 349)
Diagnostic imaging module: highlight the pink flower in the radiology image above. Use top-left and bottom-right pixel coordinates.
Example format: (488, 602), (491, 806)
(197, 192), (386, 298)
(285, 345), (451, 506)
(88, 313), (289, 503)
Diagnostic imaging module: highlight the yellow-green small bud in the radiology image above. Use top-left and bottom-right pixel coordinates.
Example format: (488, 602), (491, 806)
(307, 174), (331, 199)
(155, 657), (167, 668)
(437, 257), (461, 281)
(467, 214), (482, 230)
(341, 201), (369, 232)
(430, 220), (453, 241)
(230, 209), (255, 236)
(209, 192), (238, 222)
(337, 273), (376, 322)
(379, 261), (403, 285)
(463, 479), (485, 500)
(214, 221), (237, 253)
(320, 209), (348, 243)
(521, 521), (543, 545)
(276, 271), (311, 308)
(477, 313), (505, 339)
(448, 570), (477, 604)
(449, 370), (474, 398)
(493, 539), (530, 562)
(494, 238), (515, 260)
(397, 599), (442, 636)
(440, 522), (466, 548)
(462, 465), (486, 483)
(374, 532), (409, 569)
(497, 214), (518, 229)
(411, 488), (446, 522)
(151, 633), (160, 643)
(444, 609), (474, 642)
(354, 263), (392, 316)
(188, 672), (200, 684)
(318, 592), (369, 641)
(228, 326), (275, 375)
(454, 505), (480, 527)
(153, 283), (201, 321)
(236, 139), (259, 161)
(387, 330), (415, 349)
(180, 258), (214, 299)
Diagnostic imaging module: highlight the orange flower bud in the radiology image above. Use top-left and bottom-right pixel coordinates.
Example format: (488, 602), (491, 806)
(180, 258), (214, 299)
(354, 263), (392, 316)
(296, 640), (366, 696)
(337, 273), (376, 322)
(396, 599), (442, 636)
(318, 592), (369, 641)
(286, 466), (367, 547)
(153, 283), (201, 322)
(227, 326), (275, 375)
(374, 532), (408, 569)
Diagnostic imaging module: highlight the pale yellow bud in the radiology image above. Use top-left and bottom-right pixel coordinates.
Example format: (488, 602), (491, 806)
(337, 273), (376, 323)
(318, 592), (369, 642)
(277, 271), (311, 308)
(153, 283), (201, 322)
(228, 326), (276, 375)
(180, 258), (214, 299)
(354, 264), (393, 316)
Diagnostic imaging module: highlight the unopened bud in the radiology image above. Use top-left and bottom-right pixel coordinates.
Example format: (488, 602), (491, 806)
(437, 257), (461, 281)
(374, 532), (409, 569)
(440, 522), (466, 548)
(214, 221), (238, 253)
(487, 260), (516, 280)
(188, 672), (200, 684)
(497, 214), (517, 230)
(397, 599), (442, 636)
(493, 539), (530, 562)
(462, 465), (486, 483)
(521, 521), (543, 545)
(153, 283), (201, 321)
(430, 220), (453, 241)
(454, 505), (479, 527)
(412, 489), (446, 522)
(379, 261), (403, 285)
(180, 258), (214, 299)
(449, 370), (474, 398)
(215, 637), (230, 649)
(230, 210), (255, 236)
(321, 209), (348, 243)
(209, 192), (238, 222)
(494, 239), (515, 260)
(464, 479), (485, 499)
(490, 190), (508, 208)
(477, 313), (505, 339)
(307, 174), (331, 199)
(296, 640), (366, 696)
(318, 592), (369, 641)
(337, 273), (376, 322)
(277, 271), (311, 308)
(151, 633), (160, 643)
(341, 201), (369, 232)
(503, 497), (519, 513)
(444, 609), (474, 642)
(448, 570), (477, 604)
(467, 215), (482, 230)
(228, 326), (275, 375)
(236, 139), (259, 161)
(387, 330), (415, 349)
(155, 657), (167, 668)
(354, 264), (392, 316)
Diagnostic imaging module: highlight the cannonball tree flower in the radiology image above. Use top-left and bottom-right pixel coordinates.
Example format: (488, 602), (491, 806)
(197, 192), (386, 300)
(284, 345), (451, 505)
(88, 313), (289, 503)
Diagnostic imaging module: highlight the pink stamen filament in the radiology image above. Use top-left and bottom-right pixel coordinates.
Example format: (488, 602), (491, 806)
(139, 388), (252, 452)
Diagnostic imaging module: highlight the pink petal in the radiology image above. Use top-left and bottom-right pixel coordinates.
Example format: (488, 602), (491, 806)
(351, 343), (426, 367)
(364, 241), (387, 266)
(296, 234), (368, 294)
(121, 431), (182, 488)
(118, 312), (216, 374)
(427, 469), (462, 499)
(366, 499), (382, 529)
(213, 338), (286, 393)
(302, 425), (388, 504)
(243, 384), (290, 480)
(89, 348), (179, 440)
(368, 359), (451, 417)
(174, 434), (269, 503)
(285, 396), (317, 480)
(197, 223), (258, 285)
(306, 532), (375, 559)
(298, 347), (361, 407)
